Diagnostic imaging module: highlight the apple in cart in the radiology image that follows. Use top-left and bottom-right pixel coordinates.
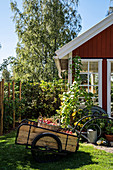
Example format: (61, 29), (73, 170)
(46, 120), (51, 124)
(69, 131), (72, 134)
(44, 119), (53, 124)
(43, 120), (46, 123)
(66, 130), (72, 134)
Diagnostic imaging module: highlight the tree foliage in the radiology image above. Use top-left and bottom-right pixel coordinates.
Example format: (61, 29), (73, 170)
(0, 59), (9, 71)
(2, 69), (10, 82)
(0, 57), (15, 81)
(10, 0), (81, 81)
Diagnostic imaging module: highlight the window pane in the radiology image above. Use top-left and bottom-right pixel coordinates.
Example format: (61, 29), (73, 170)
(80, 74), (88, 85)
(89, 86), (98, 95)
(90, 86), (99, 105)
(111, 72), (113, 113)
(111, 74), (113, 83)
(89, 62), (98, 73)
(89, 74), (98, 85)
(111, 62), (113, 113)
(82, 86), (89, 93)
(92, 86), (98, 105)
(81, 61), (88, 72)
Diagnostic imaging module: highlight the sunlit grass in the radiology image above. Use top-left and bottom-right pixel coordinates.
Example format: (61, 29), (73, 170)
(0, 130), (113, 170)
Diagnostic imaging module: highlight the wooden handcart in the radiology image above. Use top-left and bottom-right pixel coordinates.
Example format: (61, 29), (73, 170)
(15, 106), (110, 163)
(15, 119), (78, 163)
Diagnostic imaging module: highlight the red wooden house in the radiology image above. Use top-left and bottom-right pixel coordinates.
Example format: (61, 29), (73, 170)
(54, 13), (113, 117)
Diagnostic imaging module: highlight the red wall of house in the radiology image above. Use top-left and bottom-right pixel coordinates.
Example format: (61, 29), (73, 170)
(73, 24), (113, 58)
(72, 24), (113, 112)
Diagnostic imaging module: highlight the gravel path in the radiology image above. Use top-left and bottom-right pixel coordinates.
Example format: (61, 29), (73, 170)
(93, 144), (113, 153)
(83, 143), (113, 153)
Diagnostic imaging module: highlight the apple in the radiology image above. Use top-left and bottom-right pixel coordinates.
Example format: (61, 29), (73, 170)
(69, 131), (72, 134)
(47, 120), (51, 123)
(43, 120), (46, 123)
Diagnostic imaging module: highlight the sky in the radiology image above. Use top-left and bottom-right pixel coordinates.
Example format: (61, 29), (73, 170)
(0, 0), (111, 65)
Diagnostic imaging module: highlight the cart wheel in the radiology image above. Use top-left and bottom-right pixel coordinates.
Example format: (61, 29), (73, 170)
(31, 133), (62, 163)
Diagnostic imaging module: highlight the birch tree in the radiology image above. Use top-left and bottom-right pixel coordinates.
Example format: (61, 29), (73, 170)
(10, 0), (81, 81)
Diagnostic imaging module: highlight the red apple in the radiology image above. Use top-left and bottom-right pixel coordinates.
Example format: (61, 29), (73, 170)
(69, 131), (72, 134)
(43, 120), (46, 123)
(47, 120), (51, 124)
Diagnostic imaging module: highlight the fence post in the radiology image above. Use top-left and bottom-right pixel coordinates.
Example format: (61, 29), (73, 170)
(0, 81), (3, 135)
(2, 79), (4, 100)
(19, 81), (21, 122)
(12, 81), (15, 129)
(8, 82), (10, 100)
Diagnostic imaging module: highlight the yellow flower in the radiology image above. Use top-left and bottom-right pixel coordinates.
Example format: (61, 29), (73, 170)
(72, 111), (77, 117)
(80, 124), (83, 127)
(74, 122), (78, 126)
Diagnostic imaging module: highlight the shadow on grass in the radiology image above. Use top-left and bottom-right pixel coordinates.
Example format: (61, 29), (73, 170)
(29, 151), (96, 170)
(0, 143), (96, 170)
(0, 130), (17, 140)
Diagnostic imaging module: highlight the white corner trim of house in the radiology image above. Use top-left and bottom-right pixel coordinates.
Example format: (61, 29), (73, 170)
(54, 56), (62, 78)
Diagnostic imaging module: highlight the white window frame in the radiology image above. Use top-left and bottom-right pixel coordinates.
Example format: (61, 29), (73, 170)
(80, 59), (102, 107)
(107, 59), (113, 117)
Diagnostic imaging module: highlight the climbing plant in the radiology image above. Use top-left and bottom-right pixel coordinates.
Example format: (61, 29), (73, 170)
(57, 56), (94, 127)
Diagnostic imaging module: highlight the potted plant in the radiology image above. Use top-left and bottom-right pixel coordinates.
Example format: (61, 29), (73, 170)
(104, 120), (113, 142)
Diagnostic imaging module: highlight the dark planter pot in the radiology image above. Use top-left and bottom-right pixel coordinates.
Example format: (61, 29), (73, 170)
(105, 134), (113, 142)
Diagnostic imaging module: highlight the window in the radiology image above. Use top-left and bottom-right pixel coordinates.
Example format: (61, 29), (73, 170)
(79, 60), (100, 105)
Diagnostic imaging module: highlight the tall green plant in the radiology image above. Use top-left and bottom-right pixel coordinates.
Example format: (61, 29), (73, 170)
(3, 97), (25, 131)
(57, 56), (93, 127)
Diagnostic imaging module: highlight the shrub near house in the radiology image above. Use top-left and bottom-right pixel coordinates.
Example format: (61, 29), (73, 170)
(57, 56), (94, 128)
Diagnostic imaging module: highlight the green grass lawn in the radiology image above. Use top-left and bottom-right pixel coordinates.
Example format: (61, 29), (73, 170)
(0, 130), (113, 170)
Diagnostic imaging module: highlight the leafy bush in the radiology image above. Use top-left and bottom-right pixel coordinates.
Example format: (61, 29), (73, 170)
(3, 79), (66, 131)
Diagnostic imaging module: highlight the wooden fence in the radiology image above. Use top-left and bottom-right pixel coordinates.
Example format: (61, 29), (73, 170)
(0, 80), (21, 135)
(0, 79), (67, 136)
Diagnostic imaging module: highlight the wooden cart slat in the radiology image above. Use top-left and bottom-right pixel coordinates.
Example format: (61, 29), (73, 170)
(16, 123), (77, 152)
